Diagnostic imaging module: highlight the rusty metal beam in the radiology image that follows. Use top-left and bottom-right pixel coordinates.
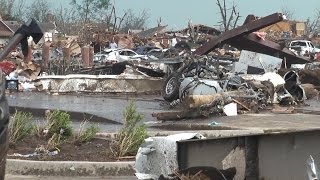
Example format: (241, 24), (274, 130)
(194, 13), (285, 55)
(227, 33), (310, 65)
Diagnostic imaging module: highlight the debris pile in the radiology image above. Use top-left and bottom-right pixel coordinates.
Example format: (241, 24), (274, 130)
(153, 13), (320, 120)
(0, 13), (319, 99)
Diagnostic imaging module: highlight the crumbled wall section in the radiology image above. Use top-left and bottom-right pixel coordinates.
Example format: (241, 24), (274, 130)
(38, 75), (164, 94)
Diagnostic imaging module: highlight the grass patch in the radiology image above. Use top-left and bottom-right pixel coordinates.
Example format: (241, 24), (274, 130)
(9, 111), (34, 144)
(74, 120), (100, 143)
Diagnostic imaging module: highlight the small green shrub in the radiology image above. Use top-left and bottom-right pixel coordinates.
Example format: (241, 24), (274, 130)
(110, 100), (147, 158)
(46, 133), (63, 150)
(75, 120), (100, 143)
(34, 119), (46, 137)
(46, 110), (73, 139)
(9, 111), (34, 144)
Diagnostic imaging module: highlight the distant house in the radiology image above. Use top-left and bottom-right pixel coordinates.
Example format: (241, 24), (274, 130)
(0, 20), (56, 49)
(41, 22), (57, 43)
(260, 20), (306, 38)
(5, 20), (57, 44)
(3, 21), (20, 32)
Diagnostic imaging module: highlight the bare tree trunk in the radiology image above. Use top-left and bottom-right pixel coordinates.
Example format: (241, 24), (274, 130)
(118, 13), (127, 31)
(107, 6), (116, 31)
(306, 9), (320, 36)
(84, 2), (89, 23)
(232, 6), (240, 29)
(113, 7), (117, 32)
(216, 0), (240, 31)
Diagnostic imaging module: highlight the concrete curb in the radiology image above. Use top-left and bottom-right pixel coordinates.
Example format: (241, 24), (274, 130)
(97, 130), (265, 139)
(6, 159), (135, 177)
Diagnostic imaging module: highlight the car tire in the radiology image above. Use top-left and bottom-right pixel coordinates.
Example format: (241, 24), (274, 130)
(162, 72), (181, 102)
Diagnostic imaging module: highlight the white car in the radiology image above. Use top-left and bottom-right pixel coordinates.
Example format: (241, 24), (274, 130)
(289, 40), (320, 56)
(98, 49), (148, 64)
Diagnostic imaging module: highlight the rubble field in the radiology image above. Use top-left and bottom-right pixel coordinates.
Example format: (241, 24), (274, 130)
(1, 10), (320, 180)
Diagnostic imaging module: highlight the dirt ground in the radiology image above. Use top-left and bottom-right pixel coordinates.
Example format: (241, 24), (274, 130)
(7, 136), (130, 162)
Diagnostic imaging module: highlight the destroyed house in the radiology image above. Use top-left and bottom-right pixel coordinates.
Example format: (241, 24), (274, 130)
(171, 24), (222, 36)
(136, 25), (167, 38)
(2, 20), (56, 44)
(260, 20), (306, 38)
(41, 22), (57, 42)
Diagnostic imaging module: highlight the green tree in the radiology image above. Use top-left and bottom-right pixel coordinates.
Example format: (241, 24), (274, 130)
(12, 0), (27, 22)
(70, 0), (111, 24)
(54, 5), (77, 35)
(121, 9), (149, 32)
(0, 0), (27, 21)
(0, 0), (16, 20)
(27, 0), (52, 23)
(306, 9), (320, 36)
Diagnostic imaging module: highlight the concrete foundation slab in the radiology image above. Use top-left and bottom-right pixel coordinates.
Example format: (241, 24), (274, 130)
(38, 75), (164, 94)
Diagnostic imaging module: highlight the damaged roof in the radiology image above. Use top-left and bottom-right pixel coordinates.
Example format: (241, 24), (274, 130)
(137, 25), (167, 38)
(0, 20), (14, 37)
(3, 21), (20, 32)
(169, 24), (222, 36)
(2, 21), (55, 35)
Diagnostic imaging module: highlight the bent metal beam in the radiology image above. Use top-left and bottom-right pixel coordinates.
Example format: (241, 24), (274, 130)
(194, 13), (285, 55)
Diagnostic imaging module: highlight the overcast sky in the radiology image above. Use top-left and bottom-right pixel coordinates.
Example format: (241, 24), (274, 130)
(52, 0), (319, 30)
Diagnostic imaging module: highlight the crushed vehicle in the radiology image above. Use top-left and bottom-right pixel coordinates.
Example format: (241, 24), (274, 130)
(146, 48), (169, 59)
(134, 46), (161, 55)
(96, 48), (148, 64)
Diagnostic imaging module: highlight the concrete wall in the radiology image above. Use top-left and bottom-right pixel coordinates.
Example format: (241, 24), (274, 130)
(178, 138), (246, 180)
(258, 131), (320, 180)
(177, 130), (320, 180)
(38, 75), (164, 94)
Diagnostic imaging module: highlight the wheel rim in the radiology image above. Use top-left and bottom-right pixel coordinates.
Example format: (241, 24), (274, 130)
(166, 77), (177, 95)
